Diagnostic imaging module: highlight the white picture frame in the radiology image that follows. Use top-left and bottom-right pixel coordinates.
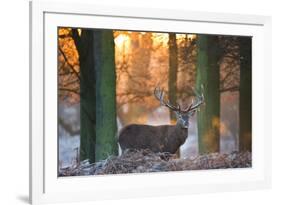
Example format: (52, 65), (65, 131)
(29, 0), (272, 204)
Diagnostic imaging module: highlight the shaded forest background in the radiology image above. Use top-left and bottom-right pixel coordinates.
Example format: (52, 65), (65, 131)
(58, 28), (252, 168)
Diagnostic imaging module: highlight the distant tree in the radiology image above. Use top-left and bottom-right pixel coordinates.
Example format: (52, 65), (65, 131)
(219, 36), (240, 93)
(116, 32), (153, 125)
(72, 29), (96, 163)
(196, 35), (221, 154)
(177, 34), (197, 101)
(94, 30), (118, 161)
(239, 37), (252, 152)
(218, 36), (240, 151)
(168, 33), (178, 122)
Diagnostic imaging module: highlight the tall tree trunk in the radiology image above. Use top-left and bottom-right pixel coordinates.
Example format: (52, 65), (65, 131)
(94, 30), (118, 161)
(168, 33), (180, 157)
(168, 33), (178, 122)
(196, 35), (221, 154)
(239, 37), (252, 152)
(72, 29), (96, 163)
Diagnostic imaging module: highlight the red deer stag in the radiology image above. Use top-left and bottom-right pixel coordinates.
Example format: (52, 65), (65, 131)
(118, 87), (204, 154)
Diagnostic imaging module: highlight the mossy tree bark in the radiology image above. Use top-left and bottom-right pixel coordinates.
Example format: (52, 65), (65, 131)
(239, 37), (252, 152)
(72, 29), (96, 163)
(196, 35), (221, 154)
(168, 33), (178, 122)
(94, 30), (118, 161)
(168, 33), (181, 157)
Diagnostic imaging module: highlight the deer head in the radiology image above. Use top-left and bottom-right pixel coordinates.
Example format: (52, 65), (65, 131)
(154, 86), (204, 129)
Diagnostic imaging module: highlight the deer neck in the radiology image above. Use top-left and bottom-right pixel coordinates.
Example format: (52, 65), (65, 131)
(175, 121), (188, 144)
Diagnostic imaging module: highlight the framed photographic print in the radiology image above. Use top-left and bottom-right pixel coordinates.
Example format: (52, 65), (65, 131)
(30, 0), (272, 204)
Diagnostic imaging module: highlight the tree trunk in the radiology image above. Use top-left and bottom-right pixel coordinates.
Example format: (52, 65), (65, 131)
(72, 29), (96, 163)
(196, 35), (221, 154)
(168, 33), (178, 122)
(168, 33), (180, 157)
(94, 30), (118, 161)
(239, 37), (252, 152)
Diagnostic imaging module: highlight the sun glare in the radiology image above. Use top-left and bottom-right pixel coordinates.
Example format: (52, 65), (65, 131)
(77, 29), (82, 36)
(152, 33), (169, 46)
(115, 34), (130, 47)
(114, 34), (131, 53)
(187, 34), (196, 40)
(177, 34), (196, 40)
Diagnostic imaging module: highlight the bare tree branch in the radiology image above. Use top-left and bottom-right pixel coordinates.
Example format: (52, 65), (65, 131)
(58, 34), (72, 39)
(58, 47), (80, 81)
(59, 87), (80, 95)
(220, 86), (239, 93)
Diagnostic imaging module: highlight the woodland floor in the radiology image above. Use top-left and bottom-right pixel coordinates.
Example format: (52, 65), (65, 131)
(59, 149), (251, 176)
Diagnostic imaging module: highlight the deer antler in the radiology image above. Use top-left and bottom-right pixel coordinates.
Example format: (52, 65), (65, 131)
(154, 87), (180, 111)
(182, 94), (204, 113)
(154, 86), (204, 114)
(182, 86), (204, 113)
